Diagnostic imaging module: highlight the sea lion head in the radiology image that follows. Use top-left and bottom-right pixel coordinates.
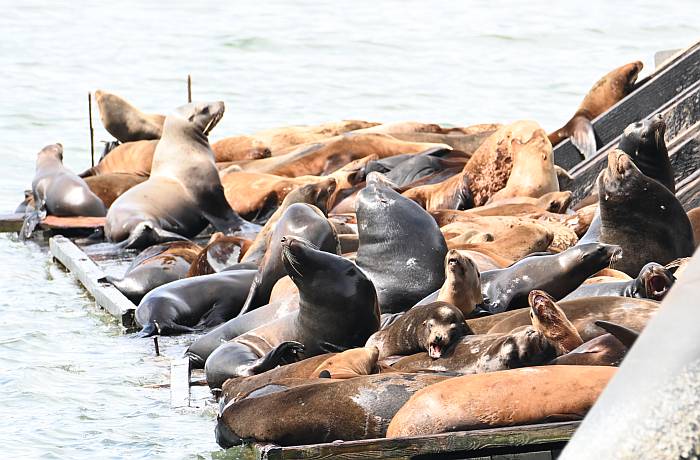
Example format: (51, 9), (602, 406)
(491, 327), (557, 369)
(528, 290), (583, 354)
(619, 114), (667, 159)
(283, 178), (337, 216)
(36, 143), (64, 165)
(419, 302), (470, 359)
(620, 61), (643, 92)
(171, 101), (225, 137)
(567, 241), (622, 272)
(636, 262), (675, 301)
(599, 149), (642, 199)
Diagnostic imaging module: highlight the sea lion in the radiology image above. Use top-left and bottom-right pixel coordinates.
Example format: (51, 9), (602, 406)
(185, 294), (300, 368)
(592, 150), (693, 275)
(216, 373), (449, 448)
(472, 190), (573, 214)
(618, 114), (675, 192)
(94, 90), (165, 143)
(105, 101), (251, 249)
(550, 333), (628, 367)
(355, 176), (448, 313)
(665, 257), (692, 280)
(366, 302), (470, 360)
(463, 120), (547, 206)
(548, 61), (642, 158)
(240, 179), (337, 265)
(253, 120), (380, 153)
(386, 365), (616, 437)
(475, 296), (658, 341)
(563, 262), (675, 301)
(312, 346), (380, 379)
(211, 136), (271, 162)
(106, 241), (201, 303)
(686, 207), (700, 247)
(528, 290), (584, 354)
(487, 125), (558, 202)
(447, 221), (555, 261)
(204, 236), (380, 389)
(79, 140), (156, 178)
(14, 190), (34, 214)
(238, 203), (340, 315)
(135, 265), (257, 336)
(187, 233), (252, 277)
(401, 170), (474, 212)
(23, 144), (107, 237)
(268, 276), (299, 303)
(436, 250), (483, 316)
(390, 327), (557, 374)
(376, 152), (467, 187)
(359, 122), (500, 154)
(83, 173), (147, 207)
(479, 242), (620, 313)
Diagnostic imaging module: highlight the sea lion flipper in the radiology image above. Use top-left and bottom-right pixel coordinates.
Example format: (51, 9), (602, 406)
(569, 115), (596, 159)
(122, 222), (189, 249)
(594, 320), (638, 348)
(251, 341), (305, 374)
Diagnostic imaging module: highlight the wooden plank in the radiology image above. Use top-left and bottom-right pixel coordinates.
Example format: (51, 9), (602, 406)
(41, 215), (105, 229)
(0, 213), (24, 233)
(554, 40), (700, 170)
(563, 79), (700, 203)
(655, 49), (681, 68)
(170, 357), (191, 408)
(236, 421), (578, 460)
(677, 169), (700, 210)
(49, 235), (137, 328)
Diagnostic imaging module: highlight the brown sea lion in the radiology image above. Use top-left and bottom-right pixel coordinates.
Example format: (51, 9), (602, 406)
(211, 136), (271, 162)
(687, 207), (700, 247)
(470, 191), (572, 215)
(436, 250), (483, 316)
(390, 327), (556, 374)
(447, 222), (554, 261)
(548, 61), (642, 158)
(529, 290), (584, 354)
(105, 240), (201, 303)
(463, 120), (546, 206)
(457, 249), (513, 271)
(83, 173), (147, 207)
(94, 90), (166, 143)
(254, 120), (380, 153)
(366, 302), (470, 360)
(472, 296), (658, 341)
(487, 125), (558, 202)
(215, 373), (449, 448)
(187, 233), (252, 277)
(401, 171), (474, 212)
(386, 365), (616, 437)
(665, 257), (691, 280)
(312, 346), (380, 379)
(268, 276), (298, 303)
(235, 133), (451, 177)
(240, 179), (336, 265)
(79, 140), (156, 178)
(105, 101), (251, 249)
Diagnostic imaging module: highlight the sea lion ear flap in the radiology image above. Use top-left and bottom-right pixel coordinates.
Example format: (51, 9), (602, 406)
(569, 115), (597, 159)
(594, 320), (639, 348)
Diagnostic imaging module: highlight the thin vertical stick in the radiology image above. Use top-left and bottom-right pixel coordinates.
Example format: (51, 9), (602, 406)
(88, 92), (95, 167)
(153, 336), (160, 357)
(187, 74), (192, 103)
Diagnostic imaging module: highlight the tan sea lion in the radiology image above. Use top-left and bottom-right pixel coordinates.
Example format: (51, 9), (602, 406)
(529, 290), (583, 354)
(548, 61), (642, 158)
(366, 302), (470, 359)
(79, 140), (156, 178)
(312, 346), (380, 379)
(386, 365), (616, 437)
(487, 125), (558, 202)
(211, 136), (271, 161)
(83, 173), (147, 207)
(268, 276), (298, 303)
(447, 222), (554, 261)
(187, 233), (252, 277)
(687, 207), (700, 247)
(94, 90), (166, 143)
(105, 101), (251, 249)
(436, 250), (483, 316)
(401, 171), (473, 212)
(457, 249), (513, 271)
(470, 190), (572, 215)
(583, 268), (632, 285)
(254, 120), (380, 153)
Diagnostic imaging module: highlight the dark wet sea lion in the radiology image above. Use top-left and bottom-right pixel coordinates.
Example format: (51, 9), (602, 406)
(23, 144), (106, 237)
(94, 90), (165, 143)
(386, 365), (616, 438)
(105, 101), (251, 249)
(204, 236), (380, 389)
(83, 173), (147, 208)
(355, 177), (448, 313)
(378, 152), (467, 187)
(436, 250), (483, 316)
(390, 327), (556, 374)
(186, 294), (300, 368)
(593, 150), (693, 275)
(216, 373), (449, 448)
(79, 140), (156, 178)
(187, 233), (252, 277)
(475, 296), (658, 341)
(135, 265), (257, 336)
(106, 241), (201, 303)
(618, 114), (675, 192)
(548, 61), (642, 158)
(550, 333), (628, 367)
(211, 135), (271, 161)
(479, 242), (620, 313)
(239, 203), (340, 315)
(528, 290), (583, 354)
(240, 179), (336, 265)
(562, 262), (675, 302)
(366, 302), (470, 359)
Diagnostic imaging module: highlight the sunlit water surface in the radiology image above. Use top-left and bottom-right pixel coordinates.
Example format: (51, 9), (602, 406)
(0, 1), (696, 458)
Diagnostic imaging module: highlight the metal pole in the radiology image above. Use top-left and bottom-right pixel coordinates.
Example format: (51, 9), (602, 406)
(88, 92), (95, 167)
(187, 74), (192, 103)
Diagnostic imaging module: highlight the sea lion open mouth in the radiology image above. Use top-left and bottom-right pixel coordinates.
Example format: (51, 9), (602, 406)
(428, 341), (444, 359)
(646, 273), (671, 301)
(203, 108), (225, 136)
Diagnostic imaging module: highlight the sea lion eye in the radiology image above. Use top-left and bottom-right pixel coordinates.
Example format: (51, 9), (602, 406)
(188, 114), (195, 122)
